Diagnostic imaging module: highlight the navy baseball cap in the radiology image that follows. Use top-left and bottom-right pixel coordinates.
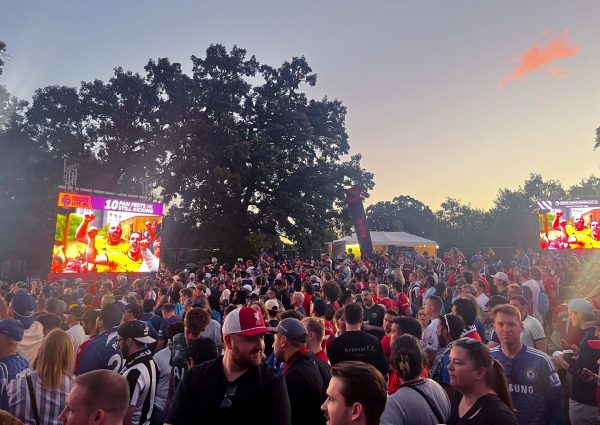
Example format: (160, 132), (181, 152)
(0, 319), (25, 341)
(10, 293), (37, 329)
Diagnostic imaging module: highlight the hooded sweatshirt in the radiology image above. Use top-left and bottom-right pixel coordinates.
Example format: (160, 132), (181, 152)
(17, 321), (44, 365)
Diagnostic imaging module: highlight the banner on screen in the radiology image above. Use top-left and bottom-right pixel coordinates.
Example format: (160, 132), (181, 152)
(51, 192), (163, 273)
(538, 200), (600, 249)
(345, 186), (373, 257)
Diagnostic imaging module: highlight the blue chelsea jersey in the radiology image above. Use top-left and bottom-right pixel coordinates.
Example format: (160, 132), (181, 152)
(491, 344), (562, 425)
(76, 325), (124, 374)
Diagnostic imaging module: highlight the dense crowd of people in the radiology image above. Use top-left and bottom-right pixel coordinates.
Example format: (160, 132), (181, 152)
(0, 247), (599, 425)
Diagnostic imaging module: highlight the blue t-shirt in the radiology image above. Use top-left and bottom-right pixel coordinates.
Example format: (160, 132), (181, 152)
(0, 354), (30, 382)
(173, 303), (184, 317)
(76, 325), (123, 374)
(0, 353), (30, 410)
(158, 316), (181, 342)
(149, 313), (163, 333)
(491, 344), (562, 425)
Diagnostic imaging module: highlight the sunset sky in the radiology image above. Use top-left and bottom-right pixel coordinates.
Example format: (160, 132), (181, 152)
(2, 1), (600, 209)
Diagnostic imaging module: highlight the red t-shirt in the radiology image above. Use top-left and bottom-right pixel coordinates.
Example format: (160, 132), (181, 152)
(314, 349), (330, 365)
(322, 320), (335, 351)
(395, 293), (411, 315)
(381, 335), (391, 365)
(378, 297), (395, 311)
(302, 294), (313, 317)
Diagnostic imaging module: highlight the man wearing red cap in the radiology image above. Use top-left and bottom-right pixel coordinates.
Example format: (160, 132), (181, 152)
(165, 306), (291, 425)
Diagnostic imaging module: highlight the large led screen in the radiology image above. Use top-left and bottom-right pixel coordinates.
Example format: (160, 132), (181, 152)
(51, 192), (163, 273)
(538, 200), (600, 249)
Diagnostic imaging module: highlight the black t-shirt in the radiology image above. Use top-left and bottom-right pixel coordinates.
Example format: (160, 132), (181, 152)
(328, 330), (388, 377)
(363, 304), (385, 326)
(166, 356), (291, 425)
(363, 303), (386, 340)
(447, 393), (518, 425)
(264, 319), (279, 357)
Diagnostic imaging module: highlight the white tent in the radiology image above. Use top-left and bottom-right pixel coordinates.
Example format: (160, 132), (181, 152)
(332, 231), (438, 257)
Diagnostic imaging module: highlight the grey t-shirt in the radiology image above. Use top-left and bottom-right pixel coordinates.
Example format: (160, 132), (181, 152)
(201, 319), (223, 351)
(380, 378), (450, 425)
(521, 314), (545, 348)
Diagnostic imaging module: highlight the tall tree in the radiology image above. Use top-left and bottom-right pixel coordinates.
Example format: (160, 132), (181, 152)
(146, 45), (374, 257)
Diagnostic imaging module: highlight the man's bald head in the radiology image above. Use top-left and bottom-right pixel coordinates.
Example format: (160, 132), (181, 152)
(107, 222), (123, 245)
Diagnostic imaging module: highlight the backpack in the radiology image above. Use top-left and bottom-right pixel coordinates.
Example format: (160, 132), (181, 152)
(537, 281), (550, 315)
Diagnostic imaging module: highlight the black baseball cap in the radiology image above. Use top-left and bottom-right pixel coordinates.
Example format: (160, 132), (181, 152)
(117, 320), (156, 344)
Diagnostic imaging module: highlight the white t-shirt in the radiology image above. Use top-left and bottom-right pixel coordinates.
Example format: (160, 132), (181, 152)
(423, 318), (440, 352)
(522, 279), (541, 322)
(66, 324), (88, 358)
(476, 293), (489, 308)
(220, 288), (231, 302)
(521, 314), (546, 348)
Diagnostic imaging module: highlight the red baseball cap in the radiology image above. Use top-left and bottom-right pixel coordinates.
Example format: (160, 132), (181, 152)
(222, 307), (269, 336)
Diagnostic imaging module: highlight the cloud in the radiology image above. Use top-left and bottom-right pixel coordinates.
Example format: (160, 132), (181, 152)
(500, 31), (580, 88)
(548, 67), (568, 78)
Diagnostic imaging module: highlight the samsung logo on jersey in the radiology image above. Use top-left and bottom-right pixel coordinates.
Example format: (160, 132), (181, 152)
(508, 384), (534, 394)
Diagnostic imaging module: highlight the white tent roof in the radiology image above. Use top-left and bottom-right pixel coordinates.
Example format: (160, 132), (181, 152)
(333, 231), (437, 247)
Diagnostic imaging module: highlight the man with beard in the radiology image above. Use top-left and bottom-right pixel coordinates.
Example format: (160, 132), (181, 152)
(272, 318), (330, 425)
(117, 320), (158, 425)
(165, 307), (291, 425)
(86, 228), (144, 272)
(76, 213), (129, 255)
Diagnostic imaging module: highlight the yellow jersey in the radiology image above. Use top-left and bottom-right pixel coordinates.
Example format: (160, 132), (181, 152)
(97, 251), (143, 272)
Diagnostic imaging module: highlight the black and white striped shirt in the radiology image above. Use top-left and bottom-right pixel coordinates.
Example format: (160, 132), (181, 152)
(121, 349), (158, 425)
(8, 371), (73, 425)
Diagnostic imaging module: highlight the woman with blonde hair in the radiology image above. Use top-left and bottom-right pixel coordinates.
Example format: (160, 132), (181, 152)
(8, 329), (74, 425)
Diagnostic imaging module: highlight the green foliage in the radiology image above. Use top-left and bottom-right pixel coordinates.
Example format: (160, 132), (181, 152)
(366, 195), (436, 238)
